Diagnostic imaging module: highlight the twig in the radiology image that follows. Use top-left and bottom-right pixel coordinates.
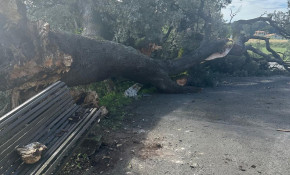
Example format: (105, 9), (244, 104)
(276, 129), (290, 132)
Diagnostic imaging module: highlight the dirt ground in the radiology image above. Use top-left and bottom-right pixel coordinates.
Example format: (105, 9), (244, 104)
(61, 75), (290, 175)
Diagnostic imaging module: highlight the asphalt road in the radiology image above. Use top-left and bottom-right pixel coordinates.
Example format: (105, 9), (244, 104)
(104, 76), (290, 175)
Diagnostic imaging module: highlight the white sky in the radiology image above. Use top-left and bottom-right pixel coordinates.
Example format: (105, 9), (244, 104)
(221, 0), (288, 22)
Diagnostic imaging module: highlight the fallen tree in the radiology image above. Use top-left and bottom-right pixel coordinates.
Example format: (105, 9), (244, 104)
(0, 1), (232, 102)
(0, 1), (289, 108)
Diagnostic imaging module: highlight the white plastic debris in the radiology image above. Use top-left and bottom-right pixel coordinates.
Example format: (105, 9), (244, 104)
(124, 83), (142, 97)
(268, 62), (286, 71)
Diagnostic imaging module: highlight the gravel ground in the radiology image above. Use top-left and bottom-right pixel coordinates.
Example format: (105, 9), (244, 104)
(79, 76), (290, 175)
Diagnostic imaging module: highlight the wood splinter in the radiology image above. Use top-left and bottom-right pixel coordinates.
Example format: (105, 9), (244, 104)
(16, 142), (47, 164)
(276, 129), (290, 132)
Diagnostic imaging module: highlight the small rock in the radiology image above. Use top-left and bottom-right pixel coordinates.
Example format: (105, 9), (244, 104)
(137, 129), (146, 134)
(190, 163), (198, 168)
(102, 156), (111, 160)
(225, 158), (232, 162)
(156, 143), (162, 148)
(185, 130), (194, 133)
(239, 166), (246, 171)
(133, 141), (140, 145)
(251, 165), (256, 168)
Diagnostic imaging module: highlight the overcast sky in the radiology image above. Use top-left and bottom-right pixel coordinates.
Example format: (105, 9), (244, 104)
(221, 0), (288, 22)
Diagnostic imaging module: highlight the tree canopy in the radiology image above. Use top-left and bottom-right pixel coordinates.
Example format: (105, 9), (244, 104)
(23, 0), (232, 59)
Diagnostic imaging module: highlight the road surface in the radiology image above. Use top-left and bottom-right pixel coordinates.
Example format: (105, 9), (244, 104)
(86, 76), (290, 175)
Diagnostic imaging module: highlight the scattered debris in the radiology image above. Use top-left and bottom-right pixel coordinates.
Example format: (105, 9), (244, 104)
(225, 158), (232, 162)
(70, 90), (99, 108)
(128, 163), (133, 169)
(239, 165), (246, 171)
(138, 142), (163, 159)
(132, 140), (140, 144)
(16, 142), (47, 164)
(102, 156), (111, 160)
(190, 163), (198, 169)
(133, 129), (146, 134)
(276, 129), (290, 132)
(185, 130), (194, 133)
(100, 106), (109, 117)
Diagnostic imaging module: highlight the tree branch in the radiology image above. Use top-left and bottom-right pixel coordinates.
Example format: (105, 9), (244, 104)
(246, 35), (281, 60)
(235, 17), (290, 39)
(167, 39), (230, 75)
(246, 45), (290, 71)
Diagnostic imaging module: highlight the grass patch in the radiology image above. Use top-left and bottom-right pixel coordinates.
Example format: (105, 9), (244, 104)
(99, 92), (132, 115)
(139, 86), (157, 94)
(246, 40), (290, 61)
(72, 79), (134, 129)
(73, 79), (157, 130)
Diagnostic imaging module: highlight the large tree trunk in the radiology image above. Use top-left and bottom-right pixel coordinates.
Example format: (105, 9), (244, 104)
(0, 0), (232, 96)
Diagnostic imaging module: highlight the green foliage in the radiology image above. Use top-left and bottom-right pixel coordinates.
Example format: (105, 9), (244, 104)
(99, 92), (132, 115)
(74, 79), (157, 129)
(162, 25), (170, 35)
(24, 0), (231, 60)
(139, 86), (157, 94)
(242, 21), (276, 36)
(285, 41), (290, 61)
(134, 37), (146, 49)
(24, 0), (81, 32)
(74, 27), (83, 35)
(177, 48), (184, 58)
(74, 79), (133, 130)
